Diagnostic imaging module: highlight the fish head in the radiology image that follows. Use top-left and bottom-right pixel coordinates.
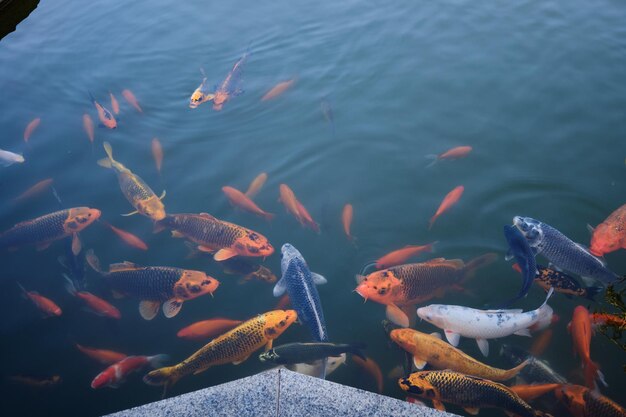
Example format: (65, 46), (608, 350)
(189, 88), (207, 109)
(398, 372), (439, 399)
(262, 309), (298, 340)
(280, 243), (305, 272)
(389, 328), (420, 352)
(589, 223), (620, 257)
(513, 216), (543, 246)
(233, 231), (274, 258)
(354, 270), (400, 305)
(64, 207), (101, 233)
(327, 354), (347, 372)
(258, 349), (278, 363)
(254, 266), (277, 283)
(173, 271), (220, 301)
(137, 197), (166, 221)
(90, 369), (114, 389)
(416, 305), (448, 328)
(554, 384), (586, 414)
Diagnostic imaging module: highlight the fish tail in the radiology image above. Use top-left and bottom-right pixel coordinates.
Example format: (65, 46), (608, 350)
(148, 354), (170, 369)
(585, 285), (603, 301)
(16, 282), (28, 298)
(502, 359), (529, 380)
(584, 359), (606, 390)
(85, 249), (104, 274)
(263, 212), (275, 221)
(428, 216), (436, 230)
(425, 155), (438, 168)
(462, 252), (498, 282)
(143, 366), (181, 393)
(348, 342), (368, 361)
(88, 90), (96, 104)
(63, 274), (78, 296)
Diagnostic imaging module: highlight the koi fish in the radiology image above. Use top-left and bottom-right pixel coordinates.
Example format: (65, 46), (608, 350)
(261, 79), (295, 101)
(426, 145), (472, 167)
(82, 114), (95, 143)
(86, 250), (219, 319)
(568, 306), (606, 390)
(513, 264), (602, 300)
(177, 318), (243, 341)
(109, 92), (120, 115)
(417, 288), (554, 357)
(259, 342), (366, 364)
(122, 89), (143, 113)
(510, 384), (560, 402)
(154, 213), (274, 261)
(23, 117), (41, 142)
(189, 72), (214, 108)
(375, 242), (437, 269)
(501, 224), (539, 307)
(98, 142), (166, 220)
(274, 244), (328, 342)
(275, 294), (290, 310)
(390, 328), (528, 381)
(554, 384), (626, 417)
(103, 221), (148, 251)
(529, 329), (553, 357)
(212, 49), (249, 111)
(342, 204), (355, 242)
(0, 148), (25, 166)
(222, 186), (274, 220)
(428, 185), (464, 229)
(17, 282), (62, 317)
(513, 216), (619, 284)
(244, 172), (267, 199)
(151, 138), (163, 173)
(356, 253), (496, 328)
(500, 344), (568, 385)
(218, 258), (277, 284)
(64, 277), (121, 319)
(0, 207), (100, 251)
(12, 178), (54, 204)
(76, 344), (127, 365)
(144, 310), (297, 392)
(398, 370), (547, 416)
(89, 93), (116, 129)
(352, 356), (383, 393)
(279, 184), (302, 223)
(92, 355), (168, 389)
(590, 313), (626, 331)
(589, 203), (626, 257)
(295, 199), (320, 233)
(7, 375), (61, 388)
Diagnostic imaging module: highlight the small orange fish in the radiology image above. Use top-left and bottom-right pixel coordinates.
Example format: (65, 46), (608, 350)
(589, 203), (626, 257)
(103, 221), (148, 251)
(244, 172), (268, 199)
(18, 283), (62, 317)
(427, 146), (472, 167)
(76, 344), (127, 365)
(261, 79), (295, 101)
(222, 186), (274, 220)
(568, 306), (605, 390)
(7, 375), (62, 388)
(510, 383), (560, 402)
(554, 384), (626, 417)
(275, 294), (291, 310)
(279, 184), (303, 223)
(176, 318), (243, 341)
(89, 93), (117, 129)
(152, 138), (163, 173)
(530, 329), (553, 357)
(109, 92), (120, 115)
(295, 199), (319, 233)
(352, 356), (383, 393)
(375, 242), (436, 269)
(82, 114), (95, 143)
(23, 117), (41, 142)
(429, 185), (464, 229)
(122, 89), (143, 113)
(590, 313), (626, 330)
(65, 278), (121, 319)
(13, 178), (54, 205)
(342, 204), (354, 241)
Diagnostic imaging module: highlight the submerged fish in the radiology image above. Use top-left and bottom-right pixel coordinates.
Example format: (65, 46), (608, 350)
(390, 328), (527, 381)
(155, 213), (274, 261)
(244, 172), (267, 199)
(274, 244), (328, 342)
(282, 354), (346, 378)
(109, 91), (120, 115)
(589, 203), (626, 257)
(259, 342), (365, 364)
(189, 72), (214, 108)
(82, 114), (95, 143)
(428, 185), (464, 230)
(86, 249), (219, 320)
(500, 344), (567, 385)
(530, 329), (553, 357)
(103, 221), (148, 251)
(222, 186), (274, 220)
(0, 148), (25, 166)
(320, 97), (335, 136)
(151, 138), (163, 173)
(590, 313), (626, 331)
(143, 310), (297, 392)
(568, 306), (606, 390)
(76, 344), (127, 365)
(417, 289), (554, 357)
(13, 178), (54, 204)
(515, 264), (602, 300)
(342, 204), (355, 242)
(352, 355), (383, 393)
(23, 117), (41, 142)
(89, 92), (116, 129)
(510, 383), (560, 403)
(7, 375), (61, 388)
(501, 224), (538, 307)
(17, 282), (62, 317)
(218, 258), (277, 284)
(513, 216), (619, 284)
(426, 145), (473, 167)
(261, 79), (295, 101)
(279, 184), (303, 224)
(64, 277), (121, 319)
(212, 49), (249, 111)
(375, 242), (436, 269)
(122, 89), (143, 113)
(554, 384), (626, 417)
(98, 142), (166, 220)
(91, 355), (168, 389)
(176, 318), (243, 341)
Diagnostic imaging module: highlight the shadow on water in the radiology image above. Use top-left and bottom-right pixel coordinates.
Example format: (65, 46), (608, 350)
(0, 0), (39, 40)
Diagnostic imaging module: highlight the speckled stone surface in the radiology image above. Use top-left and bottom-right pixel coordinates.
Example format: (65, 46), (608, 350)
(105, 369), (457, 417)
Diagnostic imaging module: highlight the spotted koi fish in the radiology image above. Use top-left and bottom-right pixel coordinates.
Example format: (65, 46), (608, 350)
(98, 142), (166, 220)
(555, 384), (626, 417)
(85, 249), (219, 320)
(0, 207), (100, 251)
(212, 48), (249, 111)
(155, 213), (274, 261)
(143, 310), (297, 392)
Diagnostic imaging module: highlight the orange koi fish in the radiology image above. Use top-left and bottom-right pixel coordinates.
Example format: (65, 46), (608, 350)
(7, 375), (62, 388)
(152, 138), (163, 173)
(177, 318), (243, 341)
(429, 185), (464, 229)
(278, 184), (302, 223)
(13, 178), (54, 205)
(342, 204), (354, 242)
(222, 186), (274, 220)
(426, 146), (472, 167)
(244, 172), (268, 199)
(375, 242), (436, 269)
(530, 329), (553, 357)
(590, 313), (626, 331)
(17, 282), (62, 317)
(189, 74), (214, 108)
(122, 89), (143, 113)
(103, 221), (148, 251)
(510, 384), (560, 402)
(23, 117), (41, 142)
(352, 355), (383, 393)
(65, 277), (121, 319)
(589, 203), (626, 257)
(554, 384), (626, 417)
(568, 306), (605, 390)
(92, 355), (168, 389)
(109, 92), (120, 115)
(261, 79), (295, 101)
(82, 114), (95, 143)
(212, 49), (249, 111)
(295, 199), (319, 233)
(89, 92), (117, 129)
(76, 344), (127, 365)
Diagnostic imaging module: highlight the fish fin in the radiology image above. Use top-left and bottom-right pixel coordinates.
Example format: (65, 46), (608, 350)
(153, 222), (166, 234)
(585, 286), (602, 301)
(162, 299), (183, 318)
(311, 272), (327, 285)
(232, 355), (250, 365)
(16, 282), (28, 298)
(71, 233), (81, 256)
(214, 248), (237, 261)
(85, 249), (103, 273)
(170, 231), (184, 238)
(430, 332), (442, 339)
(148, 354), (170, 369)
(139, 300), (160, 320)
(386, 304), (409, 328)
(514, 328), (532, 337)
(425, 155), (438, 168)
(97, 158), (112, 168)
(197, 245), (215, 253)
(57, 256), (67, 269)
(586, 224), (595, 234)
(464, 407), (480, 415)
(121, 210), (139, 217)
(199, 212), (217, 220)
(476, 339), (489, 357)
(355, 274), (366, 284)
(111, 290), (125, 299)
(580, 275), (598, 287)
(413, 356), (427, 370)
(505, 250), (514, 261)
(63, 275), (78, 296)
(36, 242), (52, 251)
(273, 278), (287, 297)
(159, 190), (166, 200)
(432, 400), (446, 411)
(265, 340), (273, 351)
(444, 330), (461, 346)
(109, 261), (140, 272)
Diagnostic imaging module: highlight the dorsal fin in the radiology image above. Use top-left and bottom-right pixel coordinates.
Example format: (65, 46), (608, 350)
(109, 261), (141, 272)
(423, 257), (447, 264)
(199, 212), (217, 220)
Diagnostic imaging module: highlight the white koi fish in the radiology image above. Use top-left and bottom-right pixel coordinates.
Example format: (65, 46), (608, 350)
(0, 148), (25, 166)
(417, 288), (553, 357)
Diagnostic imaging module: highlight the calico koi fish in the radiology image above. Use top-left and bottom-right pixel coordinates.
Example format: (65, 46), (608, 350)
(244, 172), (267, 199)
(212, 49), (249, 111)
(177, 318), (243, 341)
(23, 117), (41, 142)
(91, 355), (168, 389)
(17, 282), (62, 317)
(155, 212), (274, 261)
(513, 264), (601, 300)
(143, 310), (297, 391)
(589, 203), (626, 257)
(76, 344), (127, 365)
(64, 277), (121, 319)
(554, 384), (626, 417)
(122, 89), (143, 113)
(375, 243), (436, 269)
(222, 186), (274, 220)
(428, 185), (464, 229)
(568, 306), (606, 390)
(426, 145), (472, 167)
(98, 142), (166, 220)
(342, 204), (355, 242)
(89, 93), (116, 129)
(82, 114), (95, 143)
(86, 249), (219, 320)
(261, 79), (295, 101)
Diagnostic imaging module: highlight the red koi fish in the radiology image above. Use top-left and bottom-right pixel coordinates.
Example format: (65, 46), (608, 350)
(17, 282), (61, 317)
(122, 89), (143, 113)
(589, 203), (626, 257)
(429, 185), (464, 230)
(568, 306), (606, 390)
(375, 242), (436, 269)
(89, 92), (117, 129)
(23, 117), (41, 142)
(426, 146), (472, 167)
(177, 318), (243, 341)
(103, 221), (148, 251)
(352, 356), (383, 393)
(91, 355), (168, 389)
(76, 344), (127, 365)
(222, 186), (274, 220)
(65, 277), (121, 319)
(590, 313), (626, 331)
(342, 204), (355, 242)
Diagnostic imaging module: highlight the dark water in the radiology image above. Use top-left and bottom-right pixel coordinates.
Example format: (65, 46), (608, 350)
(1, 0), (625, 416)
